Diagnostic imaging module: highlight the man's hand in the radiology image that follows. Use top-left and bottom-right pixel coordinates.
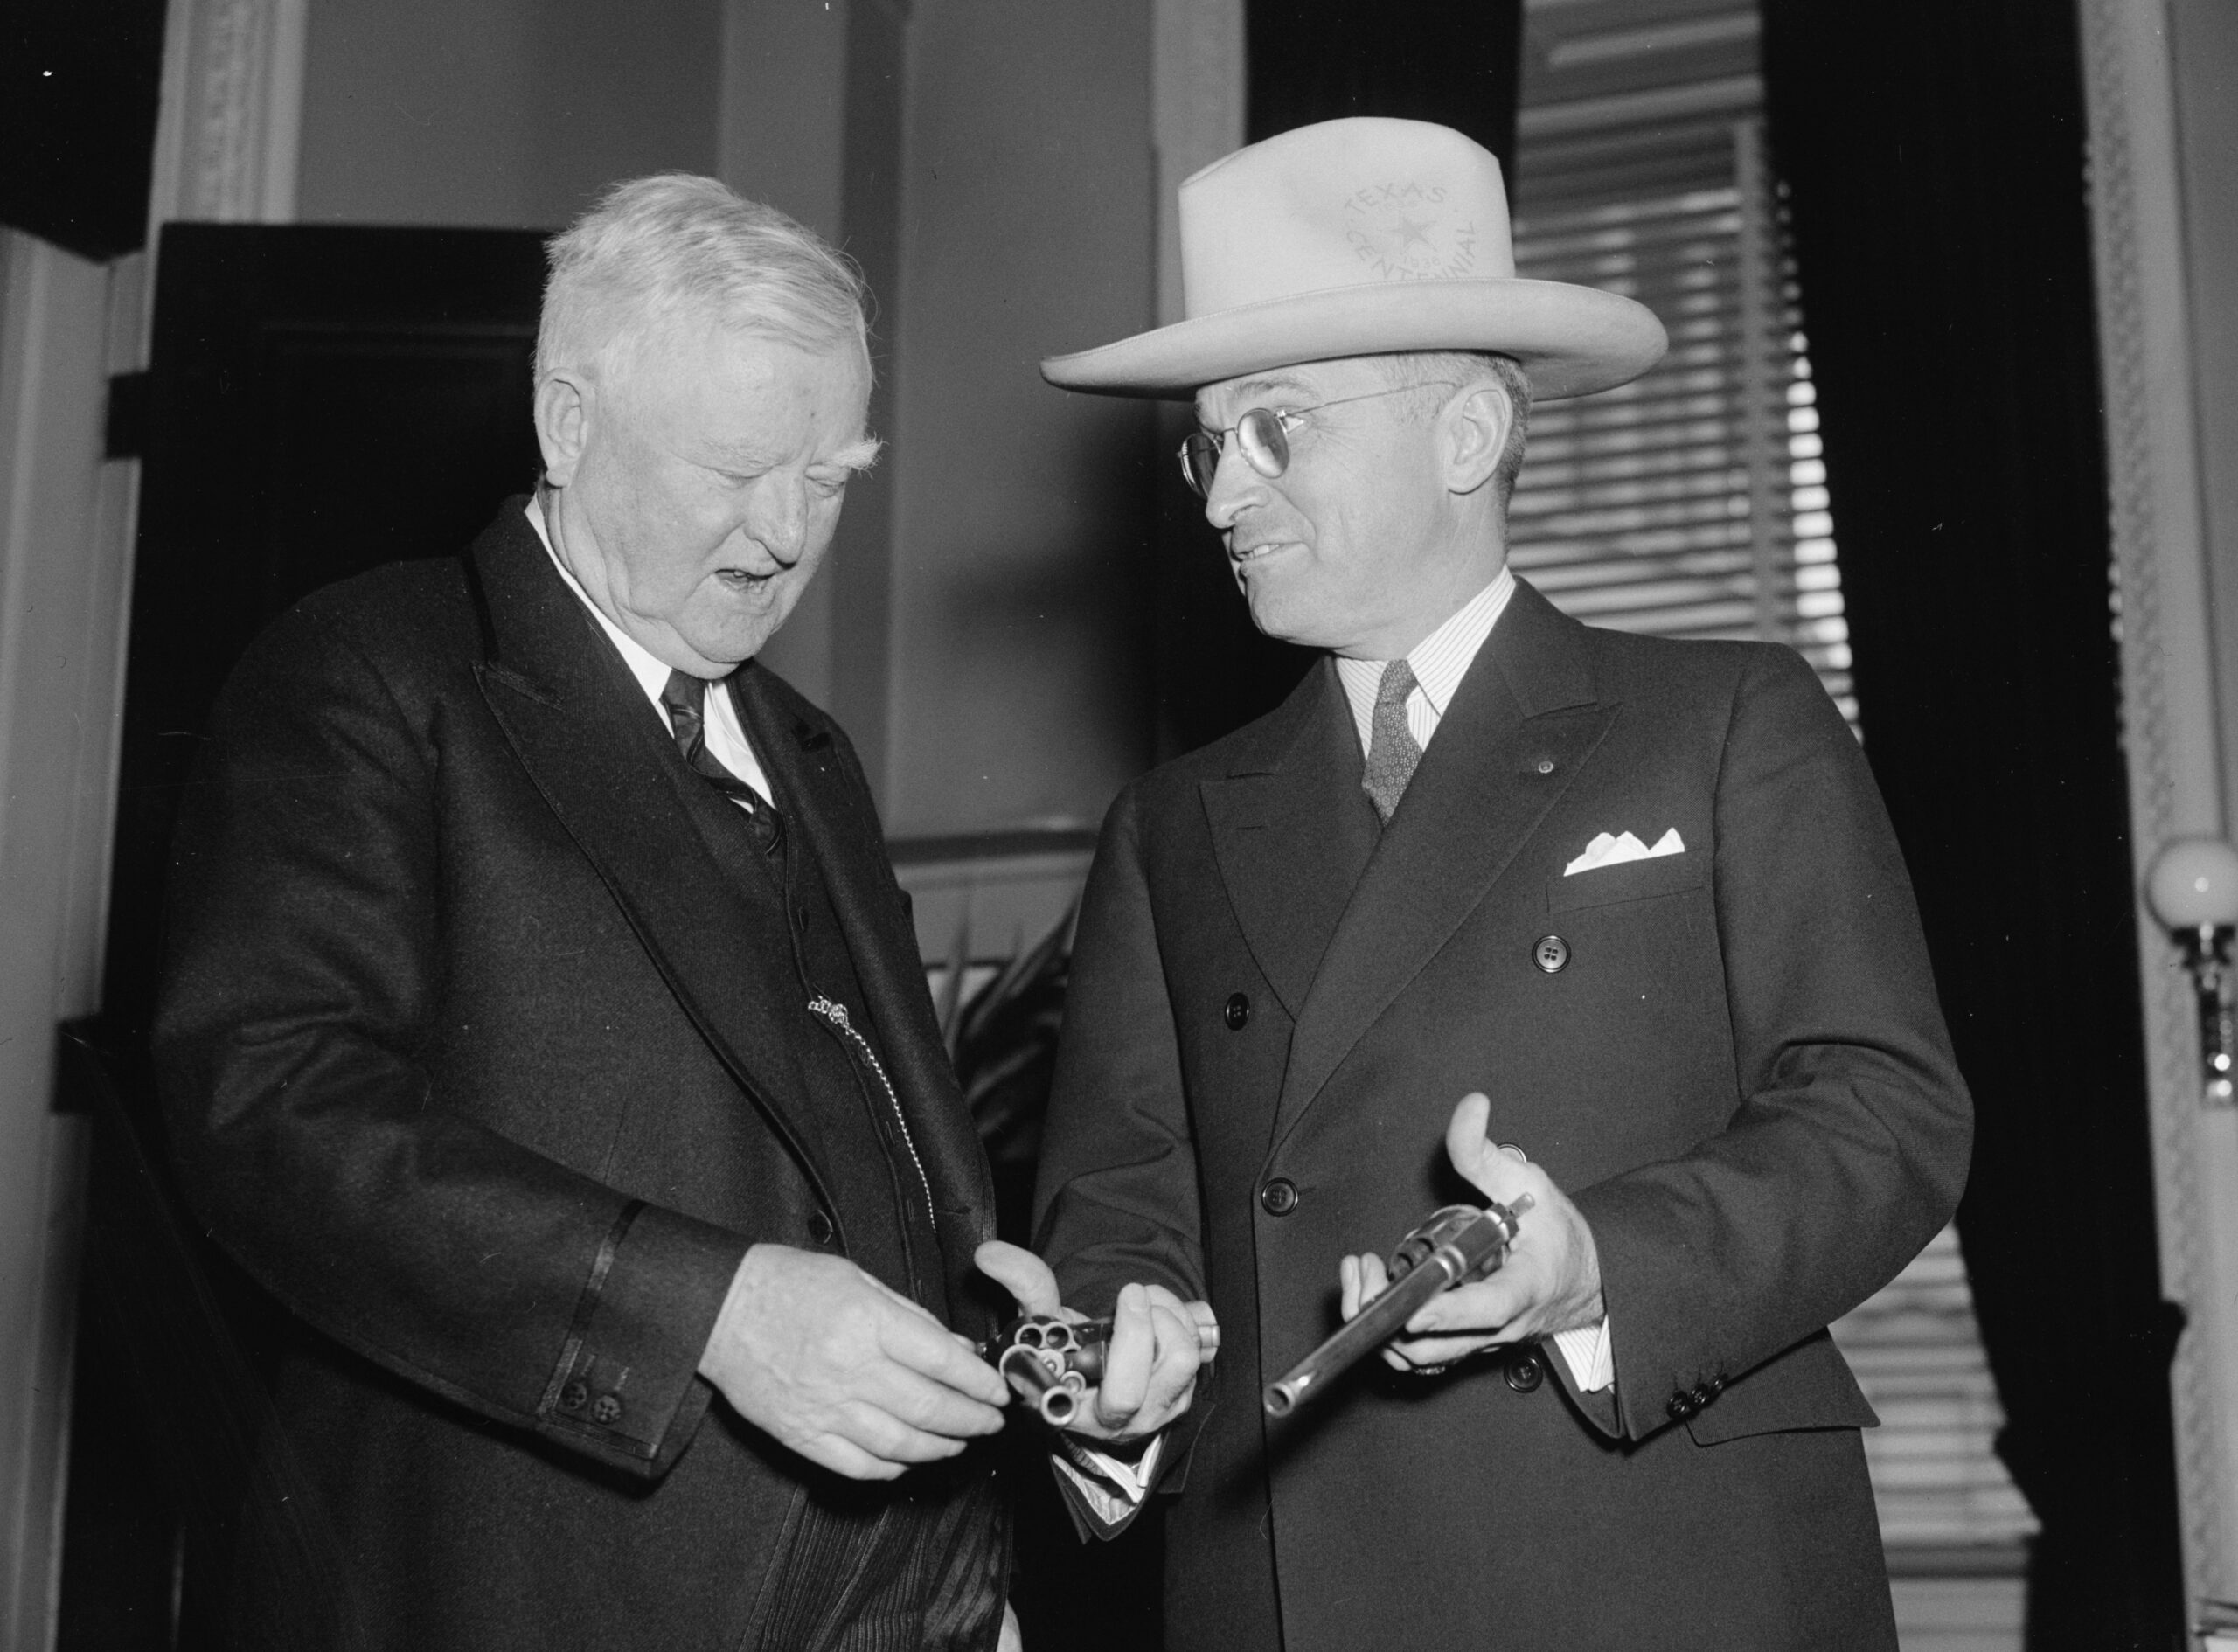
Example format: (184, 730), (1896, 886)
(698, 1244), (1011, 1480)
(974, 1240), (1216, 1442)
(1338, 1093), (1604, 1372)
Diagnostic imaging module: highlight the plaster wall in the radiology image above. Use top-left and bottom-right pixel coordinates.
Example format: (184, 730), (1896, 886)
(293, 0), (722, 228)
(713, 0), (855, 711)
(719, 0), (850, 241)
(880, 0), (1157, 837)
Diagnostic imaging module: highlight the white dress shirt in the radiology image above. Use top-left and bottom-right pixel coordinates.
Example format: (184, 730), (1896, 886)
(1333, 566), (1616, 1395)
(524, 495), (774, 806)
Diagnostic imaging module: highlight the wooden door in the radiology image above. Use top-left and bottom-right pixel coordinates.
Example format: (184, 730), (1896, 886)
(63, 223), (546, 1652)
(101, 222), (548, 1048)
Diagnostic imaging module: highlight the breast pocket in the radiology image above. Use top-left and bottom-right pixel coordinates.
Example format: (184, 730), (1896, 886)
(1547, 852), (1706, 914)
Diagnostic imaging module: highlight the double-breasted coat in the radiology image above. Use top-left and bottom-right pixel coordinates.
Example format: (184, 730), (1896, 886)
(154, 504), (1008, 1651)
(1033, 578), (1971, 1650)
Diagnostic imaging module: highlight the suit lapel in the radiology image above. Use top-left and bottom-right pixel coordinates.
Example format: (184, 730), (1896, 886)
(1199, 661), (1382, 1022)
(732, 669), (997, 1235)
(1269, 581), (1617, 1149)
(464, 504), (842, 1211)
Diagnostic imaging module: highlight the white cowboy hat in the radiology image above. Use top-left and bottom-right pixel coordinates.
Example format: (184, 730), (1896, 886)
(1041, 116), (1667, 400)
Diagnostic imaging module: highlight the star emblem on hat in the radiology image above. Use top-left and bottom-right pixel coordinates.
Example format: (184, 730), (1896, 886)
(1345, 184), (1479, 281)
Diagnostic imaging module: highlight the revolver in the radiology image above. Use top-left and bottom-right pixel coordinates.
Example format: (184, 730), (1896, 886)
(1262, 1196), (1531, 1416)
(983, 1315), (1113, 1426)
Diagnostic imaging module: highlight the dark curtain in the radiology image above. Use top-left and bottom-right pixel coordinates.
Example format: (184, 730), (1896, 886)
(1153, 0), (1525, 759)
(1246, 2), (1524, 156)
(1762, 5), (2185, 1646)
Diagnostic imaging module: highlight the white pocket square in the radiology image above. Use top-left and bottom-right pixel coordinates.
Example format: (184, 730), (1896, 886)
(1563, 827), (1685, 877)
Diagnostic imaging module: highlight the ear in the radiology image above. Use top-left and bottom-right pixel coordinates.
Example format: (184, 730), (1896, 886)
(1442, 380), (1514, 496)
(534, 372), (592, 488)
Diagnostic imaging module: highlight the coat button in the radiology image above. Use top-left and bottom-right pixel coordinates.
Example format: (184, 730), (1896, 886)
(1260, 1177), (1299, 1216)
(1666, 1390), (1697, 1420)
(807, 1209), (835, 1245)
(559, 1379), (589, 1413)
(1535, 758), (1555, 775)
(1533, 934), (1570, 973)
(591, 1392), (624, 1426)
(1691, 1384), (1713, 1409)
(1223, 992), (1251, 1031)
(1503, 1350), (1545, 1393)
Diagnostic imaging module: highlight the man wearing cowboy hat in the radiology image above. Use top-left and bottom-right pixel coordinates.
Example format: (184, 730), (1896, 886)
(998, 117), (1972, 1648)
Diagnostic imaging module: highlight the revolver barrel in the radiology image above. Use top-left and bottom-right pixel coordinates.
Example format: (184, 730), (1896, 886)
(1262, 1199), (1526, 1417)
(1000, 1343), (1085, 1426)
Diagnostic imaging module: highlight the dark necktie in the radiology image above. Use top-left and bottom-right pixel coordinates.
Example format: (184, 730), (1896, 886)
(661, 669), (782, 853)
(1361, 659), (1423, 824)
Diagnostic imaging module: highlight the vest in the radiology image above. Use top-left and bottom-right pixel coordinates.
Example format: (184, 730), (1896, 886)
(695, 698), (998, 1651)
(679, 718), (948, 1322)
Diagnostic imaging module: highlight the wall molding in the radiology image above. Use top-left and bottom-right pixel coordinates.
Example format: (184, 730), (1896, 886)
(147, 0), (309, 231)
(2077, 0), (2238, 1613)
(0, 230), (139, 1652)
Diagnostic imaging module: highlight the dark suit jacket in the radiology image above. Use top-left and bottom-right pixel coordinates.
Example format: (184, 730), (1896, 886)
(154, 503), (1004, 1652)
(1033, 579), (1971, 1652)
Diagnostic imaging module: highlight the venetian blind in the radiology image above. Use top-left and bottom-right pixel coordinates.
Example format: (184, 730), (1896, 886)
(1507, 115), (1856, 725)
(1509, 3), (2034, 1572)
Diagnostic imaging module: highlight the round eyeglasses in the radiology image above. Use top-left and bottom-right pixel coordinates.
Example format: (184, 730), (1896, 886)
(1176, 382), (1456, 498)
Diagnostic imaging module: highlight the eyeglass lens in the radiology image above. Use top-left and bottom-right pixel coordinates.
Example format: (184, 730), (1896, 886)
(1179, 407), (1290, 498)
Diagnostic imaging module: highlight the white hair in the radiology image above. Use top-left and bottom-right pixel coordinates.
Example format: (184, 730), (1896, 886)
(1380, 350), (1533, 510)
(535, 173), (871, 384)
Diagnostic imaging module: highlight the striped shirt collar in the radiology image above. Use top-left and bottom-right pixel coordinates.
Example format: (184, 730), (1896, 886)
(1333, 565), (1517, 755)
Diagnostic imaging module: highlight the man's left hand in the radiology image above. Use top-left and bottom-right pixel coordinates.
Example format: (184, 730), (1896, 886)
(1337, 1092), (1604, 1372)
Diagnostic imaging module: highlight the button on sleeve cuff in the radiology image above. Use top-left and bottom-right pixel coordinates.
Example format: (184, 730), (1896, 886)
(532, 1200), (749, 1478)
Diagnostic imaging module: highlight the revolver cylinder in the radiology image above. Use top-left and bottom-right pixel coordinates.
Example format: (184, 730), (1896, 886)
(984, 1314), (1113, 1426)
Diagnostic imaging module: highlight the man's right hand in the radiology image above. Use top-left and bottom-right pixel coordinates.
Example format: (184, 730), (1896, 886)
(699, 1244), (1011, 1481)
(974, 1240), (1214, 1443)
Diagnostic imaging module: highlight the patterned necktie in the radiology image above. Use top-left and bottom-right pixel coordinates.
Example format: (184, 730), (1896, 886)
(1361, 658), (1423, 824)
(661, 669), (782, 853)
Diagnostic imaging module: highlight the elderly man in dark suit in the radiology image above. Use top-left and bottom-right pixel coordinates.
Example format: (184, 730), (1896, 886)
(1001, 117), (1973, 1649)
(156, 175), (1021, 1652)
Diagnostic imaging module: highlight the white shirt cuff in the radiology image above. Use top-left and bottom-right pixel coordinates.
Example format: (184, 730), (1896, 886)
(1051, 1430), (1166, 1529)
(1550, 1317), (1615, 1392)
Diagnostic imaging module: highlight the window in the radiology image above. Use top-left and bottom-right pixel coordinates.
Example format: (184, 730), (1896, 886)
(1513, 0), (2034, 1573)
(1507, 116), (1853, 722)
